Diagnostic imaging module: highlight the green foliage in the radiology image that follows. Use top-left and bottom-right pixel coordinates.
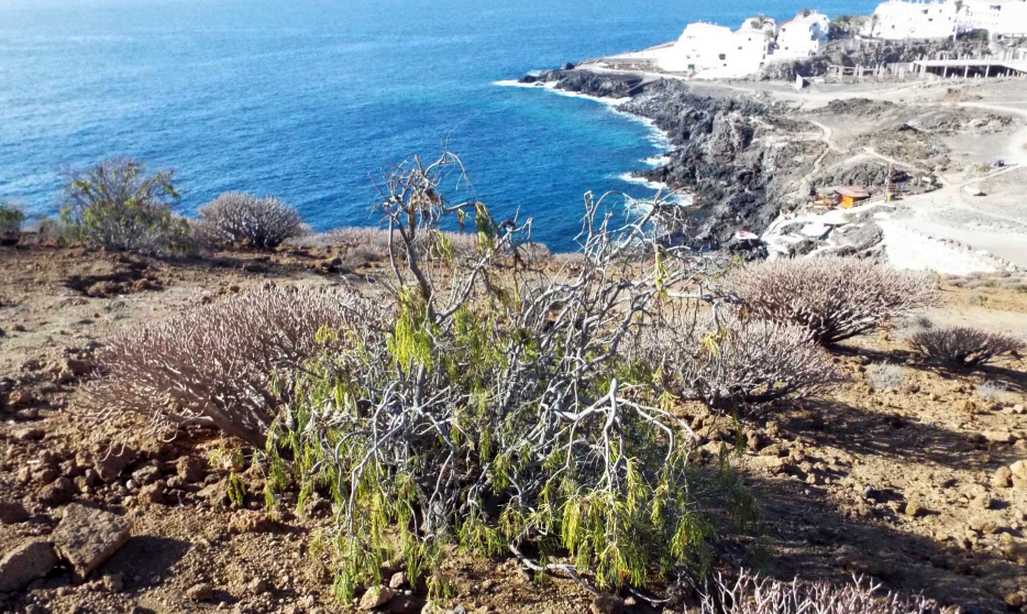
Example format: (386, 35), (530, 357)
(0, 203), (25, 239)
(59, 158), (193, 255)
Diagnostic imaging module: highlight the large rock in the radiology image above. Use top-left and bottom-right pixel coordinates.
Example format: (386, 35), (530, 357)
(0, 540), (58, 592)
(51, 504), (132, 577)
(0, 500), (29, 524)
(358, 585), (395, 610)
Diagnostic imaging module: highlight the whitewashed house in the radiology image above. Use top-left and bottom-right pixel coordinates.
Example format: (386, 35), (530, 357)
(657, 17), (777, 78)
(774, 11), (831, 60)
(960, 0), (1027, 37)
(863, 0), (1027, 39)
(862, 0), (960, 39)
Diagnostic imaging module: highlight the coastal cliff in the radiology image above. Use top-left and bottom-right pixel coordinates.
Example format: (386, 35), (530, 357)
(525, 70), (817, 245)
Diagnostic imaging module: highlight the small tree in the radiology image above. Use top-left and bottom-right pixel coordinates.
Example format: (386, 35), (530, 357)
(196, 192), (304, 250)
(909, 326), (1022, 368)
(60, 158), (192, 255)
(0, 203), (25, 243)
(727, 257), (938, 345)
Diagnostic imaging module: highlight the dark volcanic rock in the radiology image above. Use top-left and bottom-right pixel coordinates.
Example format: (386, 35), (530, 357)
(526, 69), (645, 99)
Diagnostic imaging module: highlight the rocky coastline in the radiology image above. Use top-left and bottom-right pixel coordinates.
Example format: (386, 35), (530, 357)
(521, 69), (816, 247)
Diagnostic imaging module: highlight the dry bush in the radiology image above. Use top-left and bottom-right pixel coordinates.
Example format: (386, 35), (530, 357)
(909, 326), (1023, 368)
(89, 285), (356, 446)
(727, 257), (938, 345)
(699, 570), (953, 613)
(60, 158), (193, 255)
(196, 192), (304, 250)
(652, 316), (845, 410)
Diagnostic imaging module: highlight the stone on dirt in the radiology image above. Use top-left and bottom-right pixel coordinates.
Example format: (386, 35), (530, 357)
(186, 582), (214, 601)
(0, 540), (58, 592)
(0, 500), (29, 524)
(51, 503), (132, 577)
(358, 585), (395, 610)
(94, 448), (136, 483)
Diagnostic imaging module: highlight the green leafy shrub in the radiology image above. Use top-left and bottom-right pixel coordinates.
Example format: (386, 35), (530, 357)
(196, 192), (304, 250)
(727, 257), (938, 345)
(60, 158), (193, 255)
(0, 203), (25, 243)
(262, 153), (752, 603)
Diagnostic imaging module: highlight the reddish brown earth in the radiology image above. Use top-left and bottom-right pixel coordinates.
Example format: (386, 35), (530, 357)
(1, 241), (1025, 613)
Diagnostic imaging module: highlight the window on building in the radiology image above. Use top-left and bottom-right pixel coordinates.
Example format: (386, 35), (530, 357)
(719, 53), (727, 60)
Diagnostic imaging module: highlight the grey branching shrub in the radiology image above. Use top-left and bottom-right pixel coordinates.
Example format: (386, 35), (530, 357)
(197, 192), (304, 250)
(60, 158), (193, 255)
(89, 285), (354, 446)
(699, 570), (953, 613)
(727, 257), (938, 345)
(263, 153), (753, 603)
(654, 316), (846, 410)
(909, 325), (1023, 368)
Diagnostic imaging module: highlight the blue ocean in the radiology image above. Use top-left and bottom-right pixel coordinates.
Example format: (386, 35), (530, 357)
(0, 0), (876, 250)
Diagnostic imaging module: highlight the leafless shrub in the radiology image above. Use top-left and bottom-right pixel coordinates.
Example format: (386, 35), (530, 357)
(867, 363), (906, 391)
(196, 192), (304, 250)
(0, 202), (24, 242)
(909, 326), (1023, 368)
(651, 315), (846, 410)
(698, 569), (953, 613)
(727, 257), (939, 345)
(88, 285), (357, 446)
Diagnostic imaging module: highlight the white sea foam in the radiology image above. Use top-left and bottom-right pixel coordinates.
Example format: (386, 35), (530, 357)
(644, 155), (671, 167)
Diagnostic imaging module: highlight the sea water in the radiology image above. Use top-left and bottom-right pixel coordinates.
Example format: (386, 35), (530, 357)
(0, 0), (876, 251)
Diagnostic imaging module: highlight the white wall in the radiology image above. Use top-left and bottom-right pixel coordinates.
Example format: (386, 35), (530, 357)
(863, 0), (1027, 39)
(657, 18), (776, 78)
(961, 0), (1027, 36)
(775, 11), (831, 60)
(863, 0), (959, 39)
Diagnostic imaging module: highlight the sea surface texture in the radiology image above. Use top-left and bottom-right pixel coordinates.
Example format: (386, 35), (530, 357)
(0, 0), (875, 250)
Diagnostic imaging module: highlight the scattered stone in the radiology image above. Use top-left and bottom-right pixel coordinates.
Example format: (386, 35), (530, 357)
(388, 571), (407, 590)
(590, 593), (624, 614)
(13, 427), (45, 442)
(51, 504), (132, 577)
(37, 477), (76, 505)
(982, 430), (1013, 444)
(176, 456), (208, 483)
(186, 582), (214, 602)
(229, 510), (272, 534)
(0, 500), (29, 524)
(102, 573), (125, 593)
(904, 498), (926, 518)
(138, 482), (165, 505)
(992, 466), (1013, 489)
(968, 515), (997, 534)
(0, 540), (58, 592)
(94, 449), (136, 483)
(1011, 460), (1027, 481)
(246, 577), (270, 595)
(1005, 592), (1025, 609)
(358, 585), (395, 610)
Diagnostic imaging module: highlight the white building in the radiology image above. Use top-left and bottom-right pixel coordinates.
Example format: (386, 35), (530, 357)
(863, 0), (960, 39)
(960, 0), (1027, 37)
(775, 11), (831, 60)
(863, 0), (1027, 39)
(657, 17), (777, 78)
